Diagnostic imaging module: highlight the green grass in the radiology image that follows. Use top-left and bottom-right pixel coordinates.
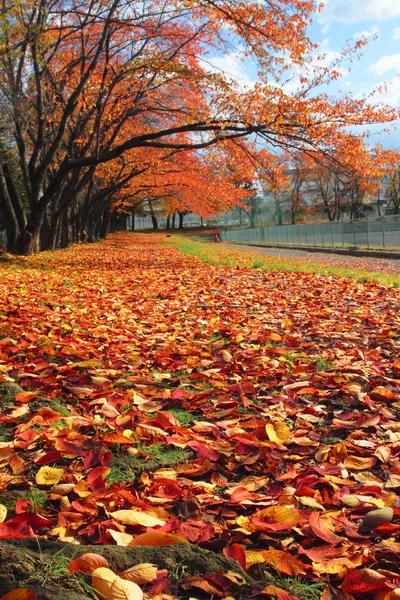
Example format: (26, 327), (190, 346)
(169, 407), (201, 426)
(271, 575), (325, 600)
(0, 489), (48, 511)
(24, 545), (97, 597)
(167, 236), (400, 287)
(107, 443), (194, 483)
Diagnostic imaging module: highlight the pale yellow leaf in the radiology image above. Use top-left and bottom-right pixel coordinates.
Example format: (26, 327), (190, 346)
(92, 567), (117, 599)
(109, 510), (166, 527)
(106, 575), (143, 600)
(0, 504), (7, 523)
(121, 564), (158, 584)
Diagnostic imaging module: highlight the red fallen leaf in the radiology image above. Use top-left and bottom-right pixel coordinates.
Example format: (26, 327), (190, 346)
(182, 576), (224, 597)
(0, 590), (37, 600)
(373, 522), (400, 535)
(298, 545), (345, 563)
(15, 499), (32, 514)
(341, 568), (387, 594)
(171, 389), (186, 400)
(9, 513), (52, 530)
(309, 512), (344, 544)
(102, 433), (137, 446)
(35, 451), (62, 465)
(177, 522), (214, 543)
(0, 519), (35, 539)
(186, 440), (220, 461)
(68, 553), (109, 573)
(87, 466), (110, 491)
(223, 544), (246, 570)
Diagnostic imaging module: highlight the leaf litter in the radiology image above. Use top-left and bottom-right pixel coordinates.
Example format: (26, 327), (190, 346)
(0, 233), (400, 599)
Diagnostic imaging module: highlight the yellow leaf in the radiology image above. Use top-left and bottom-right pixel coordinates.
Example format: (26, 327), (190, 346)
(35, 466), (63, 486)
(107, 576), (143, 600)
(244, 550), (265, 568)
(73, 359), (103, 368)
(281, 319), (293, 329)
(121, 563), (158, 584)
(109, 510), (166, 527)
(92, 567), (117, 599)
(265, 422), (290, 446)
(0, 504), (7, 523)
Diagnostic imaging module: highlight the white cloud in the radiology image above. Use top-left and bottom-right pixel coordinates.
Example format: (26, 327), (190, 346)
(368, 77), (400, 108)
(368, 54), (400, 76)
(203, 52), (257, 89)
(393, 26), (400, 39)
(353, 27), (379, 38)
(319, 0), (400, 23)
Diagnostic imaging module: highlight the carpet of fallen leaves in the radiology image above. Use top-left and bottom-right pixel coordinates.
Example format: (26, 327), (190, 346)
(1, 232), (400, 600)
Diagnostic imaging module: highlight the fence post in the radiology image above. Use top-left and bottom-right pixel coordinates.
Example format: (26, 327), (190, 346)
(367, 219), (370, 249)
(382, 216), (385, 249)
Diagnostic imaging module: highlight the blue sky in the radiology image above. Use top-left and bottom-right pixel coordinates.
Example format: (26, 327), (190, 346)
(208, 0), (400, 148)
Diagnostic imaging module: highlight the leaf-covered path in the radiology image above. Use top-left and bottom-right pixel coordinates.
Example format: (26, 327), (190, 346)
(1, 233), (400, 599)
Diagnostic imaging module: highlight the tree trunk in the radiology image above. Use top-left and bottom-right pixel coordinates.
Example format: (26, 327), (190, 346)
(0, 167), (19, 251)
(171, 212), (176, 228)
(100, 209), (111, 239)
(178, 212), (185, 229)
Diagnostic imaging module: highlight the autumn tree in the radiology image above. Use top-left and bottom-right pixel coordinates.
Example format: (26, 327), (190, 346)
(0, 0), (398, 253)
(384, 153), (400, 215)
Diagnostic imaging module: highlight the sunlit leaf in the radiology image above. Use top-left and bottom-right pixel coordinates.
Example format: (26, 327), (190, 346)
(68, 553), (109, 573)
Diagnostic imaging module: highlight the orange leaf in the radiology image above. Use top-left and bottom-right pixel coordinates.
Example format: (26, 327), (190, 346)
(0, 591), (36, 600)
(343, 455), (376, 470)
(15, 392), (37, 404)
(68, 553), (109, 573)
(260, 549), (307, 576)
(102, 433), (137, 446)
(309, 512), (344, 544)
(128, 532), (188, 546)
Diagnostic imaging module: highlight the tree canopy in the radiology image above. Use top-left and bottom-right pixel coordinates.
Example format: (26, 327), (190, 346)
(0, 0), (398, 253)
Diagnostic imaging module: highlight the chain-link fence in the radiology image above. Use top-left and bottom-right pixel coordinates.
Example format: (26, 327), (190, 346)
(220, 216), (400, 250)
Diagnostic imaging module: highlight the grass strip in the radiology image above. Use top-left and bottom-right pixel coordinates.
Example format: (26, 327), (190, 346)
(168, 236), (400, 287)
